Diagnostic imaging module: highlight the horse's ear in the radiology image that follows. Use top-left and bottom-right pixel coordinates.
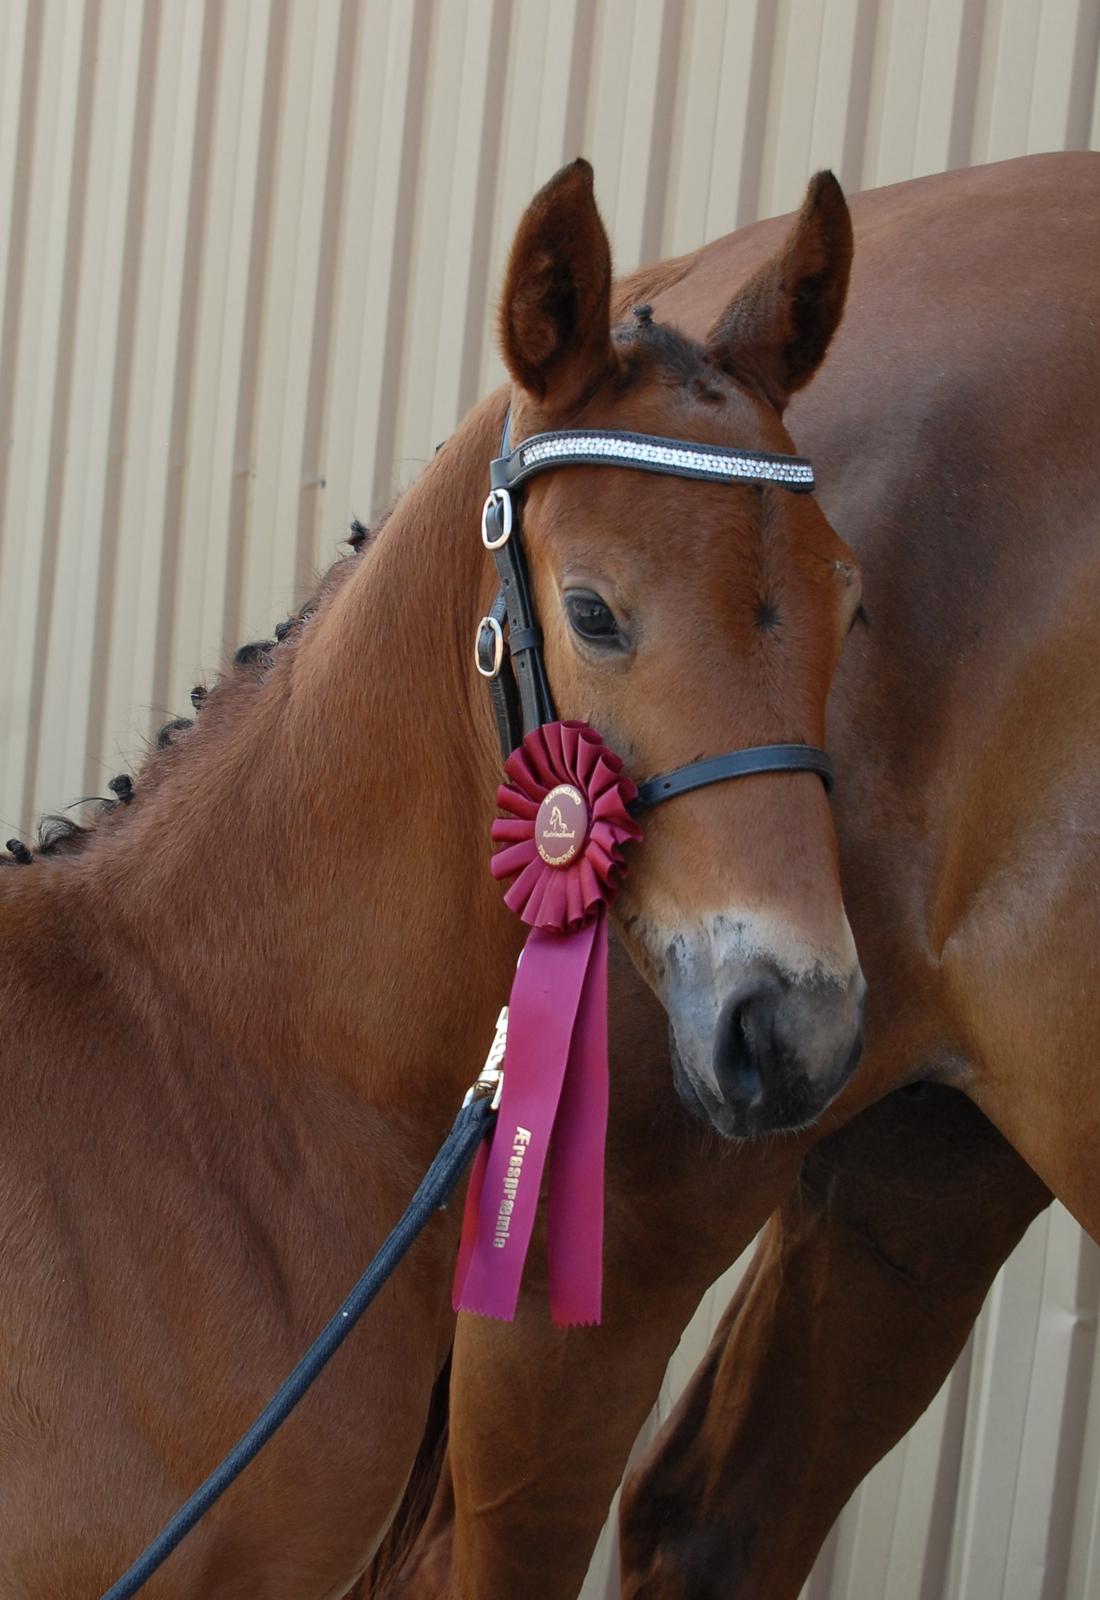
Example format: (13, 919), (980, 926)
(499, 159), (615, 407)
(705, 171), (852, 414)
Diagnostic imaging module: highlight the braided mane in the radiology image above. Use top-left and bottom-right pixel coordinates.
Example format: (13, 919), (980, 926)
(2, 519), (378, 867)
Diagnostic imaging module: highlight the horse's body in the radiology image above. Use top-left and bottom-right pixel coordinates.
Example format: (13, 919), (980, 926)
(0, 162), (861, 1595)
(389, 151), (1100, 1599)
(0, 427), (508, 1598)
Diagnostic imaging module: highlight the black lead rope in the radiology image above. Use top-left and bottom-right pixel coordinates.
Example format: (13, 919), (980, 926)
(100, 1095), (496, 1600)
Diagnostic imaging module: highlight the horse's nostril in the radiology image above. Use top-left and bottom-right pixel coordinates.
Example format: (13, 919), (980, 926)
(714, 985), (779, 1108)
(725, 1058), (760, 1106)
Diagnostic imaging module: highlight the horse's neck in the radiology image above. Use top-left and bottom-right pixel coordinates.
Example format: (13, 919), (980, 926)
(67, 395), (517, 1121)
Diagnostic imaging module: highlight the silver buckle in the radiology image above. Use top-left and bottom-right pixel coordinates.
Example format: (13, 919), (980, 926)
(474, 614), (505, 679)
(481, 488), (513, 550)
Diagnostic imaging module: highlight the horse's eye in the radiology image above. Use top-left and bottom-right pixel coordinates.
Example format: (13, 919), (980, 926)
(564, 590), (623, 646)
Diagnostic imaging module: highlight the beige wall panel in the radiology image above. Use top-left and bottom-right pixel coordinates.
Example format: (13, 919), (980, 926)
(2, 2), (1099, 1595)
(2, 0), (91, 823)
(1069, 1304), (1100, 1594)
(175, 0), (268, 691)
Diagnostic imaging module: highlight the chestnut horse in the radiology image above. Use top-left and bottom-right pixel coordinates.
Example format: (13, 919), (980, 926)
(384, 151), (1100, 1599)
(0, 160), (861, 1595)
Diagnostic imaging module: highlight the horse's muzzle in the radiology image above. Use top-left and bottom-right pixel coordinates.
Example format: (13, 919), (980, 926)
(668, 955), (866, 1139)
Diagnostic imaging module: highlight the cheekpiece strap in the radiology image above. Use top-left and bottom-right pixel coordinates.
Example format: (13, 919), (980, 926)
(480, 412), (555, 754)
(490, 428), (815, 494)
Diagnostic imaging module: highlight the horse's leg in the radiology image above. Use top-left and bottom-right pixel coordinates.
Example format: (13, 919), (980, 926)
(387, 943), (808, 1600)
(619, 1083), (1050, 1599)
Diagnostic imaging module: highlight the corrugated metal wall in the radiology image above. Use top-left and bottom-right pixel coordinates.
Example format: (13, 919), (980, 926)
(1, 3), (1097, 1595)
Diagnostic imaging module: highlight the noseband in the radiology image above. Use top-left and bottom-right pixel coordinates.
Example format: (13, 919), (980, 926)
(475, 414), (833, 811)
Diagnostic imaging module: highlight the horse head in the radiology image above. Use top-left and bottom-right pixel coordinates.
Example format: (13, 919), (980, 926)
(494, 160), (864, 1138)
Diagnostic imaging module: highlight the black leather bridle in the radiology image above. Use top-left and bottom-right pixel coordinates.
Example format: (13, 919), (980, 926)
(475, 414), (833, 811)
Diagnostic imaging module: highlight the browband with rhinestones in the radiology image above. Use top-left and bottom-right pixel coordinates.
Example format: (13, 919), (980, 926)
(489, 428), (815, 494)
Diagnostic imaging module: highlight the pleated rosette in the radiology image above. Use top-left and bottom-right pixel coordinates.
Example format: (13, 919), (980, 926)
(453, 721), (642, 1327)
(488, 720), (642, 931)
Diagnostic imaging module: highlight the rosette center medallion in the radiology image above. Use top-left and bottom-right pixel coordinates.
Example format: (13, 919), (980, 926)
(535, 783), (589, 868)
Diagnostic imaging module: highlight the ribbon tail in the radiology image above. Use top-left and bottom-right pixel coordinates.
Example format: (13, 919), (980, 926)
(546, 908), (609, 1326)
(453, 921), (599, 1322)
(451, 1138), (490, 1313)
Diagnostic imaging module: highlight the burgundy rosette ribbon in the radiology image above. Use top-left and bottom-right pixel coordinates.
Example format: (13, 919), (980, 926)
(453, 721), (642, 1326)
